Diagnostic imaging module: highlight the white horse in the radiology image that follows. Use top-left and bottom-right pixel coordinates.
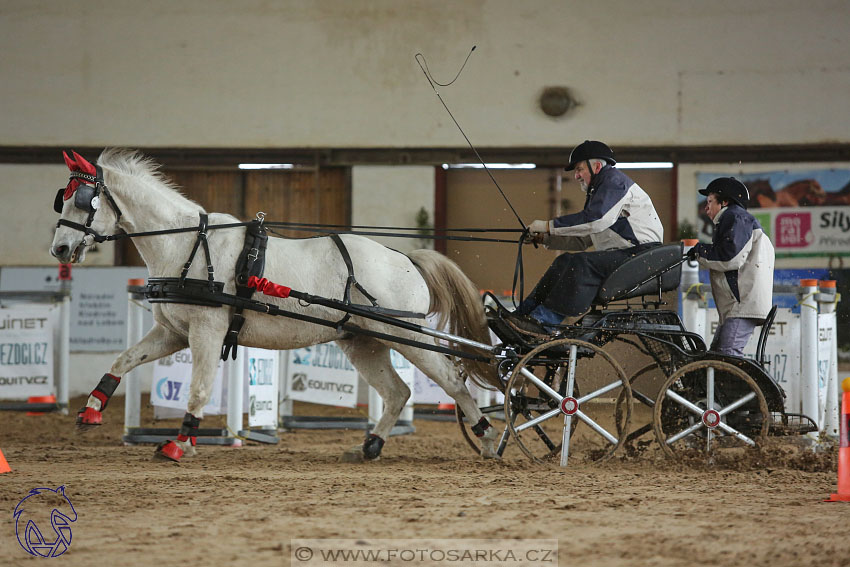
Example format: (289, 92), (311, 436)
(50, 149), (502, 462)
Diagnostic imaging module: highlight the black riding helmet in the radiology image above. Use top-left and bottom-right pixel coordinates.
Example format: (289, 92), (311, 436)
(698, 177), (750, 209)
(564, 140), (616, 171)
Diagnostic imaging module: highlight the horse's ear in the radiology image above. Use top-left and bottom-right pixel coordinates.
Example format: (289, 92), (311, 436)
(71, 151), (96, 175)
(63, 151), (77, 171)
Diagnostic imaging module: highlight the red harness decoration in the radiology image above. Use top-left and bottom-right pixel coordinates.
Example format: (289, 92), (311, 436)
(246, 276), (291, 298)
(62, 150), (98, 200)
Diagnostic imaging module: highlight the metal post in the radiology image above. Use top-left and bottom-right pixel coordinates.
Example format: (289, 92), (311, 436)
(818, 280), (839, 438)
(124, 281), (145, 430)
(680, 239), (702, 336)
(226, 347), (244, 446)
(58, 292), (71, 415)
(368, 385), (382, 427)
(799, 279), (819, 435)
(278, 348), (293, 424)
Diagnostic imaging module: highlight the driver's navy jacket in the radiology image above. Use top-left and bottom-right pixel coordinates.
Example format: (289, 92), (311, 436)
(545, 165), (663, 251)
(692, 203), (775, 323)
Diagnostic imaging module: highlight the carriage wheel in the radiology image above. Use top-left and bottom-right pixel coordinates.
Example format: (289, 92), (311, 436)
(652, 360), (769, 459)
(615, 362), (664, 441)
(504, 338), (631, 465)
(456, 403), (510, 457)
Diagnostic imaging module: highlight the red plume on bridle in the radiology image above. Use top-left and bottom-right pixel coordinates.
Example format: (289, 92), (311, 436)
(62, 151), (97, 200)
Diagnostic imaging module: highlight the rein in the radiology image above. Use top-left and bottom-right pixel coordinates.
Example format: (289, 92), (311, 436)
(56, 175), (533, 304)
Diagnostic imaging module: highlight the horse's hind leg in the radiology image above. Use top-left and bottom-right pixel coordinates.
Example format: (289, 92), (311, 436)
(336, 337), (409, 462)
(394, 344), (501, 459)
(77, 324), (186, 430)
(154, 319), (226, 462)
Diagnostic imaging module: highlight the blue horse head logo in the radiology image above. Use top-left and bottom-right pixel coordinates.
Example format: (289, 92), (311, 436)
(13, 486), (78, 557)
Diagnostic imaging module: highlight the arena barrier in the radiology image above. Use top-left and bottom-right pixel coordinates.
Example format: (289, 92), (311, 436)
(0, 286), (71, 415)
(680, 252), (841, 439)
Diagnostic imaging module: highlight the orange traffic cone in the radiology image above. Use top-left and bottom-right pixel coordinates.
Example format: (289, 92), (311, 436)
(0, 449), (11, 474)
(826, 377), (850, 502)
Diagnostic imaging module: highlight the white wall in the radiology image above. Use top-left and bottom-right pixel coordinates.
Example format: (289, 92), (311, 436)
(1, 0), (848, 148)
(351, 166), (435, 253)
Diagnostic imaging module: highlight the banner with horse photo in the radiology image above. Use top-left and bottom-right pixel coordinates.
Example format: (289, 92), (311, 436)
(695, 169), (850, 257)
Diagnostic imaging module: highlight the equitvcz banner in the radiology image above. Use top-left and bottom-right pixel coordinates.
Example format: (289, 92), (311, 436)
(0, 304), (58, 399)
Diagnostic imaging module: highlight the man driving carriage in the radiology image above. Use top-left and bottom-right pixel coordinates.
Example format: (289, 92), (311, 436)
(506, 140), (664, 330)
(687, 177), (775, 356)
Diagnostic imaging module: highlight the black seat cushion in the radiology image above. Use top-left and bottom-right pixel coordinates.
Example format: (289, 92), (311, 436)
(595, 243), (683, 304)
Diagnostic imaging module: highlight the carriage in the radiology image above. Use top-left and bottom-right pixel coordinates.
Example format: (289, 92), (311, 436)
(50, 149), (816, 465)
(459, 243), (817, 464)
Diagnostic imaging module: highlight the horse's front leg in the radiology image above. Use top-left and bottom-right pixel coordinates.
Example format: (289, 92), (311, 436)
(154, 318), (227, 462)
(77, 324), (186, 430)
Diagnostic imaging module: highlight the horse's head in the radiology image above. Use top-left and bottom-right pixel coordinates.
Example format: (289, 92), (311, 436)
(50, 151), (123, 263)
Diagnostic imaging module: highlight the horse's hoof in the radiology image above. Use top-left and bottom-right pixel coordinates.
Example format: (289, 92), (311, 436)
(339, 445), (366, 463)
(153, 440), (183, 462)
(75, 407), (102, 432)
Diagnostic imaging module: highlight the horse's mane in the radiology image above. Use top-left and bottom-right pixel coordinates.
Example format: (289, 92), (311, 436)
(97, 148), (204, 212)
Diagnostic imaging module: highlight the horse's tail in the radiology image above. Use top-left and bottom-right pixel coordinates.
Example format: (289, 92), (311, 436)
(407, 249), (501, 390)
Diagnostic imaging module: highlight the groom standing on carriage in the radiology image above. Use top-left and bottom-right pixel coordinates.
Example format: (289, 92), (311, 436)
(506, 140), (665, 330)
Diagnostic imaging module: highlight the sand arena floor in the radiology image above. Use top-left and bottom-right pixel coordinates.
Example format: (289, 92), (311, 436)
(0, 394), (847, 567)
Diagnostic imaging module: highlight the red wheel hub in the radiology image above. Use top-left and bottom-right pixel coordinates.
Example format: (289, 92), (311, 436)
(702, 409), (721, 429)
(560, 397), (579, 415)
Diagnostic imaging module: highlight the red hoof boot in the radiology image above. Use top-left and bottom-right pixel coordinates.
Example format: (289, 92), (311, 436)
(154, 440), (184, 462)
(76, 407), (103, 431)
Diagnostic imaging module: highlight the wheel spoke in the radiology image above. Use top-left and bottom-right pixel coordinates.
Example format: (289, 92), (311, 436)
(716, 420), (757, 445)
(513, 407), (561, 433)
(665, 388), (705, 416)
(718, 391), (757, 416)
(575, 409), (618, 444)
(666, 419), (705, 445)
(577, 380), (625, 405)
(519, 367), (563, 402)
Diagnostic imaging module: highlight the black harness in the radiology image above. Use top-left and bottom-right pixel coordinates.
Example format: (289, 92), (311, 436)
(148, 211), (424, 360)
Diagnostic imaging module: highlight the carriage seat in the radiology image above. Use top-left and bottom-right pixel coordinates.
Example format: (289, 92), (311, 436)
(594, 243), (683, 305)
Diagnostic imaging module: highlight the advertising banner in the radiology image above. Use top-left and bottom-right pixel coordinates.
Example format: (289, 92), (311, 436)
(245, 348), (278, 428)
(286, 343), (359, 408)
(0, 304), (58, 400)
(285, 344), (416, 409)
(150, 349), (225, 415)
(694, 169), (850, 257)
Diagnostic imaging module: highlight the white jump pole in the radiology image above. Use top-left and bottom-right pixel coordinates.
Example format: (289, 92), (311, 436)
(58, 291), (71, 415)
(799, 278), (819, 436)
(817, 280), (839, 438)
(124, 279), (146, 430)
(226, 347), (244, 446)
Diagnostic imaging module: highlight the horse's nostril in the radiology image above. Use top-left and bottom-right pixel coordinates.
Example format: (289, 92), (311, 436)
(51, 245), (68, 258)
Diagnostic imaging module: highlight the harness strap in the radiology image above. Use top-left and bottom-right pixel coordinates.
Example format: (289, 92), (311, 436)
(329, 233), (379, 330)
(330, 233), (378, 306)
(221, 218), (269, 360)
(179, 213), (216, 292)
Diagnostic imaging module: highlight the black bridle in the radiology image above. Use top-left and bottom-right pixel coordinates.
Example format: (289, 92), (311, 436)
(54, 165), (123, 239)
